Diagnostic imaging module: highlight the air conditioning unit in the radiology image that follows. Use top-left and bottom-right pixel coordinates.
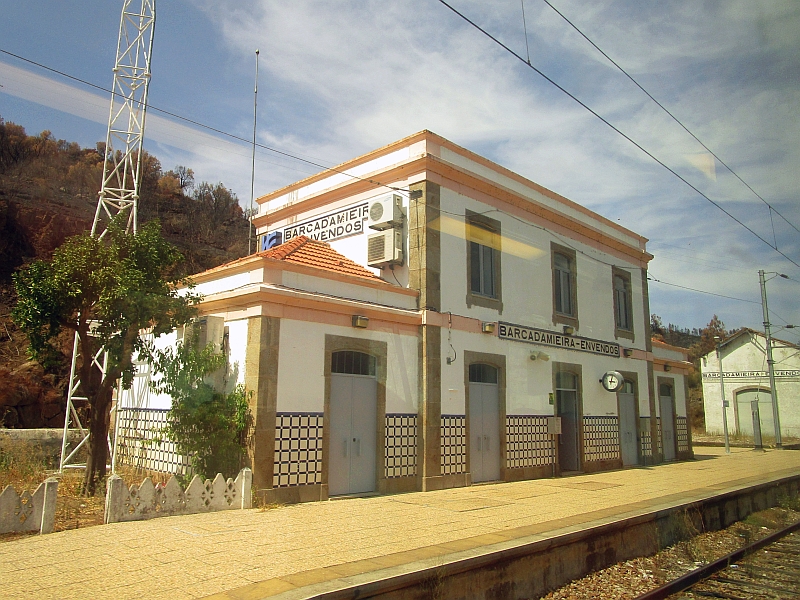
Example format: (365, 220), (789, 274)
(367, 229), (403, 267)
(367, 193), (403, 230)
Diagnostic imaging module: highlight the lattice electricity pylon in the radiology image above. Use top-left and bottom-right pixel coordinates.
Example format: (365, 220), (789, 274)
(60, 0), (156, 472)
(92, 0), (156, 237)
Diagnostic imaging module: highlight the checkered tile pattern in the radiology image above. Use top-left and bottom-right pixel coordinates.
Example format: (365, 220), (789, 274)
(115, 408), (191, 475)
(677, 417), (689, 453)
(640, 417), (653, 457)
(384, 414), (418, 478)
(506, 415), (555, 468)
(657, 418), (663, 455)
(273, 412), (324, 488)
(441, 415), (466, 475)
(583, 416), (621, 462)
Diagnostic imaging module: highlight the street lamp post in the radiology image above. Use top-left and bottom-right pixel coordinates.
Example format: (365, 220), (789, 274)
(714, 335), (730, 454)
(758, 270), (786, 448)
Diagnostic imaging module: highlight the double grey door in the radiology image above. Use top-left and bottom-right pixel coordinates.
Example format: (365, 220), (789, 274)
(469, 381), (501, 482)
(329, 373), (377, 496)
(659, 383), (677, 462)
(468, 363), (501, 483)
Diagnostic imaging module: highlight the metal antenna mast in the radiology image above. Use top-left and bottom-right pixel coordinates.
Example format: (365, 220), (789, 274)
(61, 0), (156, 471)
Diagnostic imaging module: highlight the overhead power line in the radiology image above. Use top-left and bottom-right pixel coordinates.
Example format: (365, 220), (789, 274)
(434, 0), (800, 271)
(647, 275), (761, 304)
(0, 48), (409, 198)
(539, 0), (800, 238)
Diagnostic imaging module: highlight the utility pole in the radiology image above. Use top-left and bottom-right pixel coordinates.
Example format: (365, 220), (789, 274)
(758, 269), (782, 448)
(248, 49), (260, 255)
(714, 336), (730, 454)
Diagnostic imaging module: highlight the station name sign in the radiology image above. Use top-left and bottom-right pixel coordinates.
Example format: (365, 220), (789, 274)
(498, 322), (620, 357)
(283, 203), (369, 243)
(702, 370), (800, 379)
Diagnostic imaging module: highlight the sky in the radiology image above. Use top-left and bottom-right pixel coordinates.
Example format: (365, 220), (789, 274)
(1, 0), (798, 340)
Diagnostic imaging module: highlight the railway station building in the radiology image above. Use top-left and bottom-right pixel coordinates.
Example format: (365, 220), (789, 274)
(122, 131), (694, 502)
(701, 328), (800, 440)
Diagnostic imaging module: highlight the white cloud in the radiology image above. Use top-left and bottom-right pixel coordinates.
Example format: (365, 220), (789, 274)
(4, 0), (799, 332)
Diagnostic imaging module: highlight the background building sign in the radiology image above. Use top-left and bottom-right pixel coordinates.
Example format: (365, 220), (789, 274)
(498, 322), (620, 357)
(282, 203), (368, 243)
(260, 231), (283, 251)
(702, 370), (800, 379)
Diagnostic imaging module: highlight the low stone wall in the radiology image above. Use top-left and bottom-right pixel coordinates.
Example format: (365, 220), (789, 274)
(0, 428), (82, 463)
(105, 468), (252, 524)
(0, 478), (58, 535)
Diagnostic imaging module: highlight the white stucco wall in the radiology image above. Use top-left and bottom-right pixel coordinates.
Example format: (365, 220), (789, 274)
(437, 187), (646, 351)
(439, 329), (649, 418)
(275, 319), (418, 414)
(261, 192), (413, 288)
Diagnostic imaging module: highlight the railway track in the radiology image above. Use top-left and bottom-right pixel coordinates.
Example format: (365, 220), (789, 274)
(637, 520), (800, 599)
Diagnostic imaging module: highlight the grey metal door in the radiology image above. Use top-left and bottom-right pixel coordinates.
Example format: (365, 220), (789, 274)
(736, 389), (774, 438)
(556, 371), (580, 472)
(469, 381), (501, 482)
(618, 382), (638, 466)
(659, 384), (676, 461)
(329, 373), (377, 496)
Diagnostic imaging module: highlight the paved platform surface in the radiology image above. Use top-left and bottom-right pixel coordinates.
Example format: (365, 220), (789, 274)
(2, 447), (798, 600)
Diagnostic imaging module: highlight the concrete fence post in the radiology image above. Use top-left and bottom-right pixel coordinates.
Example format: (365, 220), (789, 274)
(240, 468), (253, 509)
(39, 478), (58, 534)
(105, 474), (125, 524)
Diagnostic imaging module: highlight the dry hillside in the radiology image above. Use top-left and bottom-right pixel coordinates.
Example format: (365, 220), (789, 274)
(0, 116), (250, 428)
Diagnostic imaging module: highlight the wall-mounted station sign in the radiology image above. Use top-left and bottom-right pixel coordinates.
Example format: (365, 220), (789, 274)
(702, 370), (800, 380)
(498, 322), (620, 357)
(260, 202), (369, 251)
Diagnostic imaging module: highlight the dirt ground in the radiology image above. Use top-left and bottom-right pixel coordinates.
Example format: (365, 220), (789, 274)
(0, 438), (171, 542)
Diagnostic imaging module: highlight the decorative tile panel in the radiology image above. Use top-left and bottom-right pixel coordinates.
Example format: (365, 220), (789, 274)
(441, 415), (466, 475)
(657, 418), (663, 455)
(583, 416), (621, 462)
(115, 408), (191, 475)
(640, 416), (653, 457)
(676, 417), (689, 453)
(273, 412), (323, 488)
(506, 415), (555, 468)
(385, 414), (418, 478)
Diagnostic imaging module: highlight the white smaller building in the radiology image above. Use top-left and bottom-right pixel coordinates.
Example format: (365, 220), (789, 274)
(701, 328), (800, 440)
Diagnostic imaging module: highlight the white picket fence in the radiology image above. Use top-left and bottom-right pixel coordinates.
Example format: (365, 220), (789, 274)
(0, 478), (58, 535)
(105, 468), (252, 524)
(1, 469), (252, 534)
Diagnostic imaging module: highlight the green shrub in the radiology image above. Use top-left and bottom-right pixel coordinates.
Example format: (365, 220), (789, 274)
(148, 330), (252, 481)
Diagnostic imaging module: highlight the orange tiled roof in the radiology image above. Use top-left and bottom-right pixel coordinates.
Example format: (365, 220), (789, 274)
(259, 236), (385, 282)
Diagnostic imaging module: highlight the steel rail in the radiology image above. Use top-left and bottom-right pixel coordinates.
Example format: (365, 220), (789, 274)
(635, 518), (800, 599)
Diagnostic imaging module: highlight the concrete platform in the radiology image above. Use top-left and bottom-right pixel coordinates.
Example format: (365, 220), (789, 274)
(1, 447), (798, 600)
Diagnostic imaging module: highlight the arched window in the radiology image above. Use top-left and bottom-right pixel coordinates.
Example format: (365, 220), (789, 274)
(659, 382), (673, 397)
(469, 363), (498, 384)
(331, 351), (376, 376)
(556, 371), (578, 392)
